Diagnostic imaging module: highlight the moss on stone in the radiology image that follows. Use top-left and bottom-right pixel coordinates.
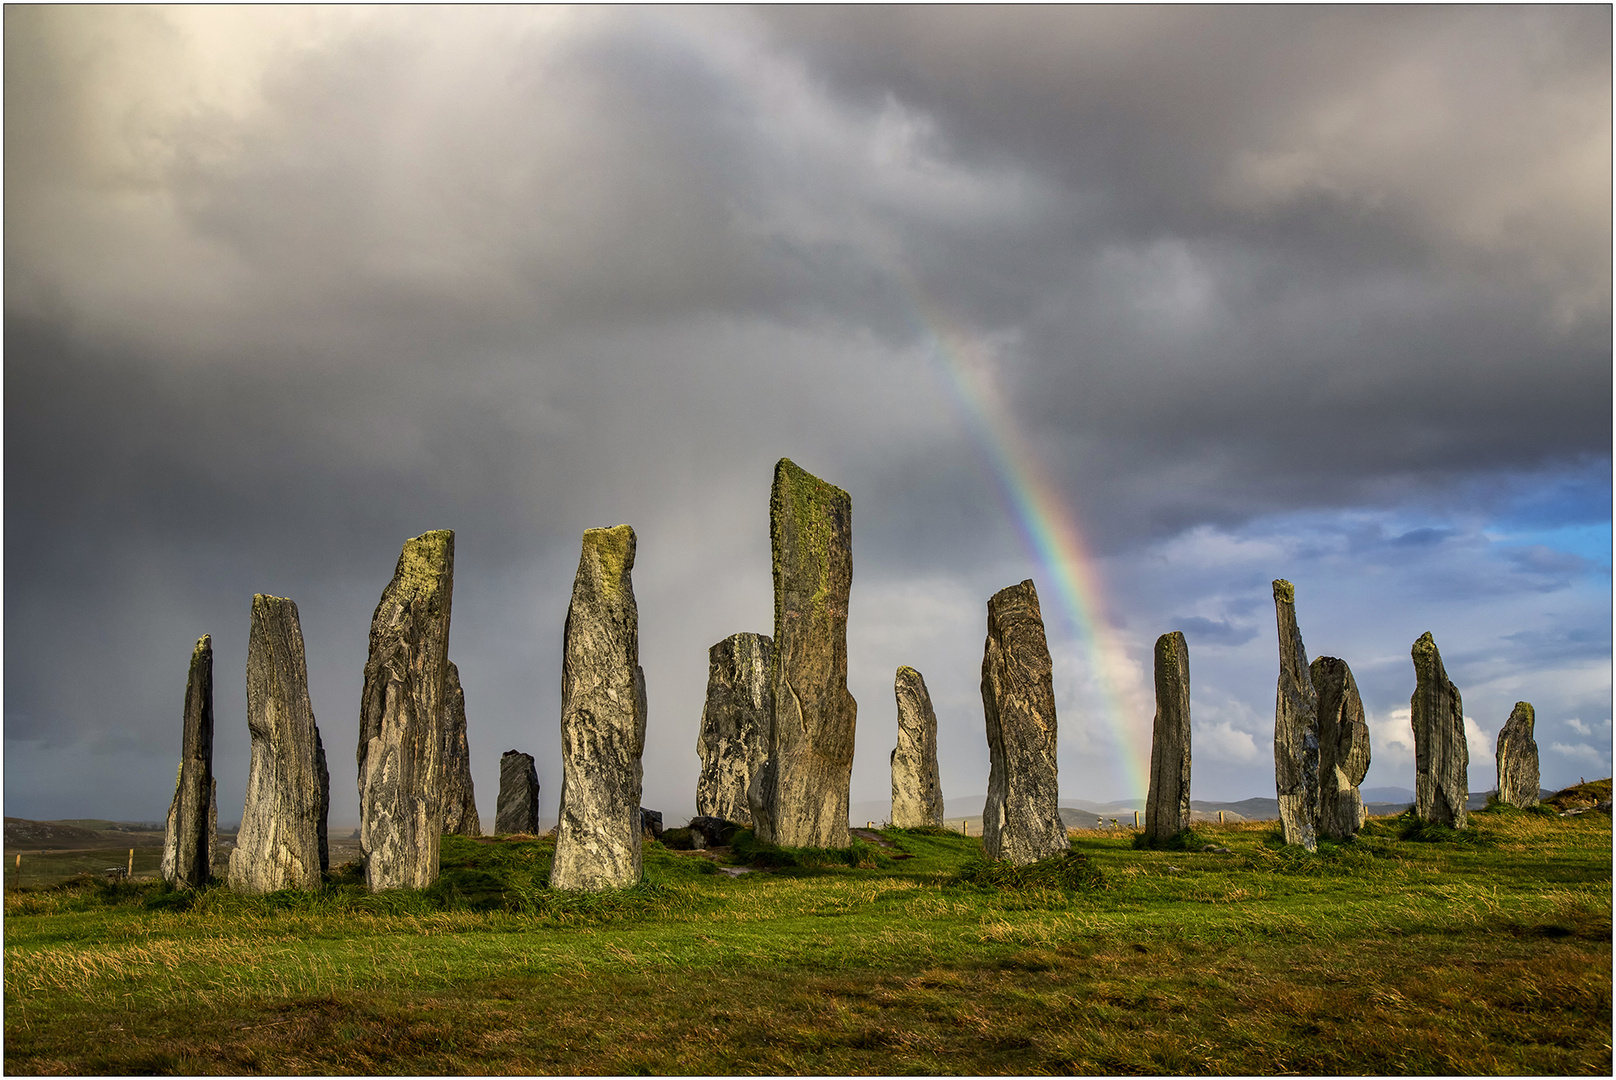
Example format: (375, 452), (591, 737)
(1272, 579), (1295, 604)
(770, 458), (849, 625)
(581, 525), (635, 600)
(394, 530), (454, 601)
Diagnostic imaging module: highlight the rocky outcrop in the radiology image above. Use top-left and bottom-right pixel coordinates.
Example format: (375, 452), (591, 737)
(160, 636), (215, 888)
(1145, 632), (1191, 844)
(980, 580), (1069, 864)
(749, 459), (857, 848)
(495, 750), (540, 834)
(640, 808), (663, 841)
(1496, 701), (1540, 808)
(551, 525), (648, 891)
(1411, 632), (1468, 829)
(891, 666), (944, 828)
(1312, 656), (1371, 839)
(696, 633), (773, 826)
(229, 596), (329, 893)
(441, 662), (480, 837)
(358, 530), (454, 891)
(1272, 580), (1319, 851)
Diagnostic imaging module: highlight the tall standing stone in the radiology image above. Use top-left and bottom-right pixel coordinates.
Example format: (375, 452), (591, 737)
(495, 750), (540, 834)
(1272, 580), (1319, 851)
(749, 459), (857, 848)
(160, 635), (215, 888)
(358, 530), (454, 891)
(981, 580), (1069, 864)
(696, 633), (773, 826)
(441, 662), (481, 837)
(161, 774), (220, 883)
(1410, 631), (1468, 829)
(1144, 632), (1192, 844)
(229, 596), (329, 893)
(890, 666), (945, 828)
(1312, 656), (1371, 839)
(1495, 701), (1540, 808)
(551, 525), (648, 891)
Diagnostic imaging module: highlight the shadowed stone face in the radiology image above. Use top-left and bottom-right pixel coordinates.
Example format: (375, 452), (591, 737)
(359, 530), (454, 891)
(1312, 655), (1371, 840)
(750, 459), (856, 849)
(891, 666), (945, 829)
(1272, 580), (1319, 851)
(981, 579), (1068, 865)
(441, 662), (481, 837)
(495, 750), (539, 834)
(696, 633), (773, 826)
(160, 635), (214, 889)
(1145, 631), (1192, 844)
(551, 525), (647, 891)
(1496, 701), (1540, 808)
(1411, 631), (1468, 829)
(229, 595), (328, 894)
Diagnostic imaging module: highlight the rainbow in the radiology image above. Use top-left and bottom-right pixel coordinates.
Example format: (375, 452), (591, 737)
(895, 270), (1152, 800)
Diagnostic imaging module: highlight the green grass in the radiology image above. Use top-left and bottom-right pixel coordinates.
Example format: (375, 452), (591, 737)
(4, 810), (1610, 1075)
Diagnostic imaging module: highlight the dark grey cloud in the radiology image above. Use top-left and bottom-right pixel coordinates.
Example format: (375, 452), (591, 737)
(4, 6), (1608, 822)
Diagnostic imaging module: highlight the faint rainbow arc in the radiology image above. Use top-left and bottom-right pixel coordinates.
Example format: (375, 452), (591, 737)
(894, 272), (1151, 799)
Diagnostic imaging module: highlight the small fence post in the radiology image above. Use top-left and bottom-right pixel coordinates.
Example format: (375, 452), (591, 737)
(1219, 810), (1225, 825)
(1134, 810), (1140, 830)
(127, 848), (134, 878)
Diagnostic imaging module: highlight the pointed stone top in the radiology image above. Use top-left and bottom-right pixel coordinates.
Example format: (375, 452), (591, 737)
(394, 530), (454, 594)
(251, 594), (297, 615)
(1511, 701), (1534, 718)
(774, 458), (850, 501)
(194, 634), (211, 652)
(1412, 631), (1438, 660)
(1273, 579), (1295, 603)
(896, 664), (921, 679)
(578, 525), (636, 598)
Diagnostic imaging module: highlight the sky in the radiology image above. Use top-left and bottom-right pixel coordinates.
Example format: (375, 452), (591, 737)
(5, 5), (1610, 829)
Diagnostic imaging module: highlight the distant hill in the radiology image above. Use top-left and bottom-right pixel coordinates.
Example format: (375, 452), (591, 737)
(4, 817), (166, 850)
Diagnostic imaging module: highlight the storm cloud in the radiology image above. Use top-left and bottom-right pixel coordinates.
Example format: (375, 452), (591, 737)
(5, 6), (1609, 826)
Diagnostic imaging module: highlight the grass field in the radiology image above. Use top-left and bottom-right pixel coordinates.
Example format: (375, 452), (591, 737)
(4, 795), (1610, 1075)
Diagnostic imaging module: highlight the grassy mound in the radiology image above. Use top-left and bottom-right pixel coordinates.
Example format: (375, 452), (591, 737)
(951, 850), (1105, 891)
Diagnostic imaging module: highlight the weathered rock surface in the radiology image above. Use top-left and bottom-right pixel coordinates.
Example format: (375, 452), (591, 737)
(1145, 632), (1192, 844)
(1496, 701), (1540, 808)
(441, 661), (480, 837)
(696, 633), (773, 826)
(162, 777), (220, 884)
(1312, 656), (1371, 839)
(551, 525), (648, 891)
(1410, 631), (1468, 829)
(980, 580), (1069, 864)
(229, 596), (330, 893)
(1272, 580), (1320, 851)
(749, 459), (857, 849)
(358, 530), (454, 891)
(891, 666), (945, 828)
(640, 808), (663, 841)
(160, 635), (215, 888)
(495, 750), (540, 834)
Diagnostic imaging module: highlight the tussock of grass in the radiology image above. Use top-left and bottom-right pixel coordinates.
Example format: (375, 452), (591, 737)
(730, 831), (896, 871)
(951, 850), (1105, 891)
(1130, 826), (1210, 851)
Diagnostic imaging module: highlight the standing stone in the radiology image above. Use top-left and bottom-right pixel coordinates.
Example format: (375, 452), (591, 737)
(207, 778), (218, 876)
(1496, 701), (1540, 808)
(890, 666), (945, 828)
(161, 773), (221, 884)
(695, 633), (773, 826)
(1272, 580), (1319, 851)
(749, 459), (857, 848)
(980, 580), (1069, 864)
(495, 750), (540, 834)
(228, 596), (329, 893)
(551, 525), (648, 891)
(160, 635), (215, 888)
(1410, 631), (1468, 829)
(1144, 632), (1192, 844)
(441, 662), (481, 837)
(1312, 656), (1371, 839)
(358, 530), (454, 891)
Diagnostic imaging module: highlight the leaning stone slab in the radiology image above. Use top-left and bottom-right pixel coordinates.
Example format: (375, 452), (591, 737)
(441, 661), (481, 837)
(750, 459), (857, 848)
(160, 635), (215, 888)
(696, 633), (773, 826)
(1144, 632), (1192, 844)
(228, 596), (330, 893)
(359, 530), (454, 891)
(1496, 701), (1540, 808)
(495, 750), (540, 834)
(1312, 656), (1371, 839)
(891, 666), (945, 828)
(551, 525), (648, 891)
(980, 580), (1069, 864)
(1410, 631), (1468, 829)
(1272, 580), (1319, 851)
